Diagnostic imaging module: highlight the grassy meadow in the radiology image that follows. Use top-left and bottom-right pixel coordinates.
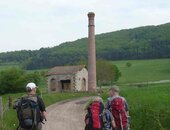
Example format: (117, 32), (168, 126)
(113, 59), (170, 83)
(0, 62), (20, 71)
(0, 58), (170, 130)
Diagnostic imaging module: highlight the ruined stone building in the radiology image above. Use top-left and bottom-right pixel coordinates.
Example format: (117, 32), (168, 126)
(46, 65), (88, 92)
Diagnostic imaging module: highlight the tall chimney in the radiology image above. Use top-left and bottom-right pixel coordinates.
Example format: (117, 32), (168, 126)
(87, 12), (97, 92)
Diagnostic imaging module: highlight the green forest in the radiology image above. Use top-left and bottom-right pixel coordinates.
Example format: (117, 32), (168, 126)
(0, 23), (170, 70)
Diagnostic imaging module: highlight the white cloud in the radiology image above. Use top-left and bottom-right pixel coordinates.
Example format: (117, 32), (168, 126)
(0, 0), (170, 52)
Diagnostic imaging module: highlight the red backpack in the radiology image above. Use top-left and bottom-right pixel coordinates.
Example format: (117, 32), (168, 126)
(85, 101), (104, 130)
(111, 97), (128, 129)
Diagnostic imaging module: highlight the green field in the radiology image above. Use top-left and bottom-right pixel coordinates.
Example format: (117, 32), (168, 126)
(0, 62), (19, 71)
(1, 59), (169, 84)
(113, 59), (170, 83)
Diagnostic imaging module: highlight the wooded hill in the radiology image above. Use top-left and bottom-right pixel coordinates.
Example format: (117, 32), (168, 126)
(0, 23), (170, 70)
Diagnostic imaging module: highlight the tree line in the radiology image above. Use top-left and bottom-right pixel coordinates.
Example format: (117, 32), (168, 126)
(0, 23), (170, 70)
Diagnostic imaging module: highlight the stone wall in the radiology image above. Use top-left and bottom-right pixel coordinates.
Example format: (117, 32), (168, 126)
(75, 68), (88, 91)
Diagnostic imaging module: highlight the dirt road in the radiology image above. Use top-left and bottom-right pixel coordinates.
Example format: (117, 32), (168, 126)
(42, 97), (90, 130)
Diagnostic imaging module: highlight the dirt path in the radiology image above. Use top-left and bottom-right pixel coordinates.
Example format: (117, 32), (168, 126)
(42, 97), (90, 130)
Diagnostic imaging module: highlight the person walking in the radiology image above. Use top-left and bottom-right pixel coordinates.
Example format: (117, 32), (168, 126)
(85, 97), (104, 130)
(14, 82), (47, 130)
(106, 86), (130, 130)
(85, 97), (116, 130)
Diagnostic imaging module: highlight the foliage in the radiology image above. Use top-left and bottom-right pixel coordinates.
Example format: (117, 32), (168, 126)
(96, 60), (121, 85)
(0, 68), (42, 94)
(21, 71), (41, 86)
(0, 23), (170, 69)
(0, 68), (25, 94)
(126, 62), (132, 67)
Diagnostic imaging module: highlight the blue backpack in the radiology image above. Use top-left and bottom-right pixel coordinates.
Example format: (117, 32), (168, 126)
(102, 109), (112, 130)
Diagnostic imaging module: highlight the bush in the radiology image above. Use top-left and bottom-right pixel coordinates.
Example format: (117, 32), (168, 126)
(0, 68), (42, 94)
(21, 72), (41, 86)
(126, 62), (132, 67)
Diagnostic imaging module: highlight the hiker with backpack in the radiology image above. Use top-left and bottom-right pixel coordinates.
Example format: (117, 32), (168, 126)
(106, 86), (130, 130)
(85, 97), (116, 130)
(14, 82), (47, 130)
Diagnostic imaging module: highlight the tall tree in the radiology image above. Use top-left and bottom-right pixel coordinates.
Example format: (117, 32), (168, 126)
(96, 60), (121, 87)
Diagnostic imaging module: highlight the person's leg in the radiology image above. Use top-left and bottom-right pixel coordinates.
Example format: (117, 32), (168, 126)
(17, 127), (28, 130)
(114, 128), (129, 130)
(33, 123), (42, 130)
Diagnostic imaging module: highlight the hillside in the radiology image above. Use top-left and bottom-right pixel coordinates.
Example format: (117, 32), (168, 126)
(0, 23), (170, 69)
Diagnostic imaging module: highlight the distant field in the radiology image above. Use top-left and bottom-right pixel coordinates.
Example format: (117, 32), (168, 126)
(112, 59), (170, 83)
(0, 62), (19, 71)
(0, 59), (170, 84)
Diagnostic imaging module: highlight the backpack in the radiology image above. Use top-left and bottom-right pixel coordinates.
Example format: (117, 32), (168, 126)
(111, 97), (128, 130)
(102, 109), (112, 130)
(85, 101), (104, 130)
(16, 96), (41, 129)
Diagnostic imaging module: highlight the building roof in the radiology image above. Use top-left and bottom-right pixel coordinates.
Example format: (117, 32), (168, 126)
(46, 65), (86, 76)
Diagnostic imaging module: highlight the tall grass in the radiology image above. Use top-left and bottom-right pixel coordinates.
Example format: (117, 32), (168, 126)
(101, 83), (170, 130)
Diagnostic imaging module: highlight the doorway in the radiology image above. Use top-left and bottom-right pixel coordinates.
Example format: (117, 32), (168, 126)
(50, 78), (56, 91)
(81, 78), (86, 91)
(60, 80), (71, 91)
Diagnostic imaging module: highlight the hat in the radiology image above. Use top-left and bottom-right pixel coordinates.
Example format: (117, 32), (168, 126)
(26, 82), (37, 90)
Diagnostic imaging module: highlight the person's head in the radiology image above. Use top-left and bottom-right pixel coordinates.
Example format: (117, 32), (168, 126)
(93, 96), (103, 102)
(26, 82), (37, 95)
(109, 85), (120, 97)
(85, 96), (103, 110)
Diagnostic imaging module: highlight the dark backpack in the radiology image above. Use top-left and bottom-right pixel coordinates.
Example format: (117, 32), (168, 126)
(16, 96), (41, 129)
(85, 101), (104, 130)
(111, 97), (128, 129)
(102, 109), (112, 130)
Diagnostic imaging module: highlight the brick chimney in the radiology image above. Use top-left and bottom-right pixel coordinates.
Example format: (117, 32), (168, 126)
(87, 12), (97, 92)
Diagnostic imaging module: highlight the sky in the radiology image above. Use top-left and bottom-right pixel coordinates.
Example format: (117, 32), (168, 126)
(0, 0), (170, 52)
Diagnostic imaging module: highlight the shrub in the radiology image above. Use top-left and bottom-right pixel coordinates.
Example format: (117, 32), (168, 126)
(126, 62), (132, 67)
(97, 60), (121, 86)
(0, 68), (42, 94)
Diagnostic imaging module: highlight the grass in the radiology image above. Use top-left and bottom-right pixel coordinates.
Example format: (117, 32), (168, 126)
(0, 62), (20, 71)
(112, 58), (170, 83)
(0, 84), (170, 130)
(101, 83), (170, 130)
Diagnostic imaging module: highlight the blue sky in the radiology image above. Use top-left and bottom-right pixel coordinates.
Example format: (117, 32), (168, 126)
(0, 0), (170, 52)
